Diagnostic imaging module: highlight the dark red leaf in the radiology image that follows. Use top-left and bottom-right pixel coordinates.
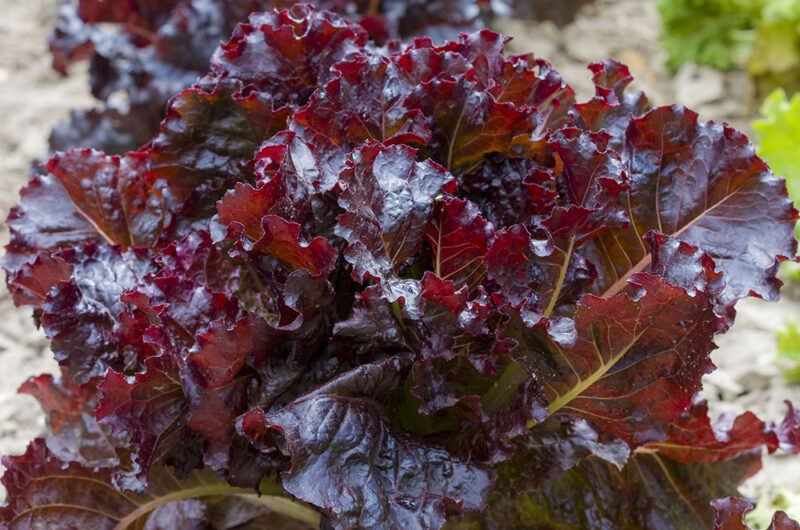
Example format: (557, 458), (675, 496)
(425, 197), (493, 289)
(501, 273), (717, 447)
(292, 53), (431, 148)
(712, 497), (754, 530)
(458, 155), (552, 228)
(495, 55), (575, 130)
(97, 352), (189, 482)
(476, 450), (762, 529)
(776, 400), (800, 453)
(41, 245), (156, 382)
(216, 131), (317, 236)
(404, 68), (531, 173)
(6, 252), (72, 308)
(3, 173), (97, 275)
(146, 82), (290, 215)
(484, 223), (549, 306)
(250, 215), (338, 277)
(47, 148), (138, 247)
(241, 357), (494, 530)
(570, 59), (650, 148)
(645, 398), (778, 463)
(336, 142), (453, 284)
(589, 106), (798, 308)
(0, 439), (296, 529)
(19, 370), (120, 469)
(209, 5), (367, 106)
(771, 512), (800, 530)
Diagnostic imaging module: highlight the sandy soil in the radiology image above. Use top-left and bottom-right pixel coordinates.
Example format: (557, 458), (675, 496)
(0, 0), (798, 505)
(0, 0), (86, 463)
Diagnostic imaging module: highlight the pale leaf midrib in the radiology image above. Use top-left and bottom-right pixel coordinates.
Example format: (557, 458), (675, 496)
(547, 327), (647, 415)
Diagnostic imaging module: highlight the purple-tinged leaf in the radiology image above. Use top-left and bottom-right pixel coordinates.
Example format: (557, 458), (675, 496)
(644, 398), (779, 462)
(241, 357), (494, 530)
(426, 197), (493, 289)
(712, 497), (754, 530)
(570, 59), (650, 149)
(209, 5), (367, 106)
(146, 82), (290, 216)
(0, 439), (303, 529)
(336, 142), (453, 283)
(19, 369), (120, 469)
(6, 252), (72, 308)
(3, 173), (97, 275)
(41, 245), (156, 382)
(502, 273), (717, 447)
(776, 400), (800, 453)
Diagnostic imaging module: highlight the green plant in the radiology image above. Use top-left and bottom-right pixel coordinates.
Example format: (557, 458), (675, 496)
(749, 489), (800, 528)
(754, 88), (800, 280)
(777, 320), (800, 381)
(658, 0), (800, 95)
(657, 0), (761, 71)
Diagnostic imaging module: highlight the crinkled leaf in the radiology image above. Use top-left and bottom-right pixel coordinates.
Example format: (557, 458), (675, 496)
(47, 148), (152, 248)
(570, 60), (650, 149)
(712, 497), (755, 530)
(293, 53), (432, 149)
(336, 142), (453, 284)
(458, 155), (551, 228)
(776, 400), (800, 453)
(500, 273), (717, 447)
(146, 82), (290, 212)
(465, 451), (762, 530)
(3, 173), (97, 275)
(6, 252), (72, 308)
(19, 370), (120, 469)
(712, 497), (800, 530)
(241, 357), (493, 530)
(426, 197), (493, 289)
(495, 56), (575, 130)
(405, 69), (531, 173)
(209, 5), (367, 107)
(41, 245), (156, 382)
(49, 101), (160, 155)
(216, 131), (318, 235)
(250, 215), (338, 277)
(645, 398), (779, 463)
(466, 389), (779, 529)
(0, 439), (312, 529)
(97, 352), (190, 482)
(589, 106), (797, 308)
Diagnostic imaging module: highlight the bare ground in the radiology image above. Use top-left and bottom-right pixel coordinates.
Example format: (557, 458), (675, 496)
(0, 0), (798, 505)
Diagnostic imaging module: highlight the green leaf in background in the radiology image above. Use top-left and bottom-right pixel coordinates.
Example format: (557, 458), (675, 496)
(748, 488), (800, 529)
(658, 0), (800, 95)
(749, 1), (800, 94)
(754, 88), (800, 189)
(777, 320), (800, 382)
(657, 0), (763, 71)
(753, 88), (800, 280)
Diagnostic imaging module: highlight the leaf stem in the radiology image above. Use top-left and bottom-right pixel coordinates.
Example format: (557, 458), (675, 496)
(481, 237), (575, 417)
(480, 361), (528, 416)
(391, 300), (407, 332)
(113, 477), (319, 529)
(600, 253), (652, 299)
(542, 236), (575, 317)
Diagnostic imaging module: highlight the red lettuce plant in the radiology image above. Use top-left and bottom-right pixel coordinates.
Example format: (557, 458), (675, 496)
(47, 0), (488, 157)
(47, 0), (593, 158)
(3, 3), (800, 529)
